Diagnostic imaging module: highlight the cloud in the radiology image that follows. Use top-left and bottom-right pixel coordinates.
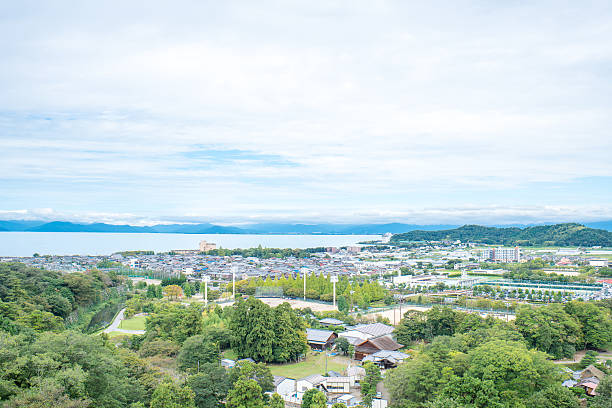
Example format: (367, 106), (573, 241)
(1, 1), (611, 223)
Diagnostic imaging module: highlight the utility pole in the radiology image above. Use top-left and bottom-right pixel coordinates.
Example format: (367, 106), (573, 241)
(301, 268), (308, 301)
(331, 275), (338, 309)
(202, 275), (210, 305)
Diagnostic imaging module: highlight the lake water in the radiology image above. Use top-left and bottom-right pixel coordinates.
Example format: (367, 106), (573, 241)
(0, 232), (380, 257)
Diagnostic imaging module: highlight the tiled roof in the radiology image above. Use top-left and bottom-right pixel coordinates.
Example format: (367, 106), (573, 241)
(353, 323), (395, 338)
(306, 328), (336, 344)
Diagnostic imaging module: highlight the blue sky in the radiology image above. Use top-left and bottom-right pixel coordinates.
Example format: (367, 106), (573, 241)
(1, 1), (612, 226)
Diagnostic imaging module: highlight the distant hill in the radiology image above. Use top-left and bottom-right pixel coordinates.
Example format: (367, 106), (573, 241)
(0, 219), (610, 236)
(0, 220), (457, 235)
(390, 223), (612, 246)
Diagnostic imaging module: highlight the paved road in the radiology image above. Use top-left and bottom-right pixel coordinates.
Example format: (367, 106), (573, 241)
(103, 308), (146, 335)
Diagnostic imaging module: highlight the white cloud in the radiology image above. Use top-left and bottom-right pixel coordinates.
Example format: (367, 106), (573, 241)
(1, 1), (612, 222)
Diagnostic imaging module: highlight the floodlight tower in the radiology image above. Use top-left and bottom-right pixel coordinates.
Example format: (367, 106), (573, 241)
(202, 275), (211, 305)
(301, 268), (309, 301)
(330, 275), (339, 309)
(231, 265), (237, 299)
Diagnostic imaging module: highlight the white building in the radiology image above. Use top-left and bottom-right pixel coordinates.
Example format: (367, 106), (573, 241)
(481, 247), (520, 262)
(199, 240), (217, 252)
(589, 259), (609, 267)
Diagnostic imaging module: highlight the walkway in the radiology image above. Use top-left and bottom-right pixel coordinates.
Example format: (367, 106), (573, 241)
(103, 308), (146, 335)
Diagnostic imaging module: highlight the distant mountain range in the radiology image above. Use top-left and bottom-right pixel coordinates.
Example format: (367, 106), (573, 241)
(390, 223), (612, 246)
(0, 220), (611, 236)
(0, 220), (457, 235)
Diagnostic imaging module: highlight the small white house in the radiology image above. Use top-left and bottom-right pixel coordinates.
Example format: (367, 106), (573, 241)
(273, 376), (296, 396)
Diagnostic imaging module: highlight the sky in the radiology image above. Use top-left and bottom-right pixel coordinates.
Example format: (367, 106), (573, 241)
(1, 1), (612, 226)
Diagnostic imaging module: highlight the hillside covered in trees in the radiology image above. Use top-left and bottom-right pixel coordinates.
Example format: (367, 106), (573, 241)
(390, 223), (612, 246)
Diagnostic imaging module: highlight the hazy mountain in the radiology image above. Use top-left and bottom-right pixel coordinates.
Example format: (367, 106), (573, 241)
(0, 219), (609, 235)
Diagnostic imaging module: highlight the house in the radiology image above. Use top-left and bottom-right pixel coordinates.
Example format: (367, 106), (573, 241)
(319, 317), (345, 326)
(577, 377), (600, 396)
(362, 350), (410, 368)
(352, 323), (395, 338)
(306, 328), (338, 350)
(347, 365), (366, 386)
(581, 365), (605, 381)
(372, 398), (389, 408)
(576, 365), (605, 396)
(325, 376), (351, 394)
(297, 374), (328, 392)
(355, 336), (403, 361)
(220, 358), (236, 369)
(273, 376), (296, 396)
(334, 394), (361, 407)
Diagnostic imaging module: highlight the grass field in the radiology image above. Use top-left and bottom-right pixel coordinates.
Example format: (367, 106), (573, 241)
(119, 316), (147, 331)
(267, 351), (350, 378)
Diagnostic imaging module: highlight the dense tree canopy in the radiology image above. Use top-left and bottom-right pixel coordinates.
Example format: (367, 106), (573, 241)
(229, 297), (307, 363)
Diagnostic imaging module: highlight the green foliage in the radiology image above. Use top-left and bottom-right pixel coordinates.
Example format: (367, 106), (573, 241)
(229, 298), (307, 363)
(150, 381), (196, 408)
(0, 263), (122, 333)
(187, 365), (230, 408)
(145, 303), (203, 344)
(228, 362), (274, 393)
(578, 350), (598, 369)
(332, 404), (347, 408)
(391, 223), (612, 246)
(589, 375), (612, 408)
(385, 332), (562, 408)
(361, 362), (382, 407)
(204, 247), (326, 259)
(225, 378), (264, 408)
(269, 393), (285, 408)
(0, 330), (149, 407)
(177, 335), (220, 373)
(564, 301), (612, 349)
(525, 385), (580, 408)
(514, 304), (582, 359)
(301, 388), (322, 408)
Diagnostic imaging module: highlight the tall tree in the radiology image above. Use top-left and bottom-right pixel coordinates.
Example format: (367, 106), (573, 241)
(225, 378), (264, 408)
(150, 381), (196, 408)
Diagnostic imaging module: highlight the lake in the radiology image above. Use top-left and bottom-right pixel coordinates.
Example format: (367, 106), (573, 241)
(0, 232), (380, 257)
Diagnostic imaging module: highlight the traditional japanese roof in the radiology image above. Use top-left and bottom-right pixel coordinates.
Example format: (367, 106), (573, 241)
(306, 328), (336, 344)
(362, 350), (410, 363)
(582, 365), (605, 381)
(356, 335), (403, 354)
(352, 323), (395, 338)
(299, 374), (327, 385)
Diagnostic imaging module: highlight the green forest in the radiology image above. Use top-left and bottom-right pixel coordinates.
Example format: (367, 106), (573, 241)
(2, 262), (612, 408)
(390, 223), (612, 246)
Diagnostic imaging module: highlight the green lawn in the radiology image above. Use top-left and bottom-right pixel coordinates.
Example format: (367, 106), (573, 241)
(119, 316), (147, 331)
(267, 351), (350, 378)
(223, 349), (238, 360)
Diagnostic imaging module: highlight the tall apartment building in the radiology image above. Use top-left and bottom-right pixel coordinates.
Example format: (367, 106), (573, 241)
(481, 247), (520, 262)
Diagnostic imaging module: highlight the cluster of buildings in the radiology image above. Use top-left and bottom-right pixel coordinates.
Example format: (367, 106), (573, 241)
(278, 322), (406, 408)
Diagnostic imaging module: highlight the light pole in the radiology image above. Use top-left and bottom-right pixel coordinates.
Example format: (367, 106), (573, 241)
(202, 275), (210, 305)
(301, 268), (308, 301)
(331, 275), (338, 309)
(231, 265), (237, 299)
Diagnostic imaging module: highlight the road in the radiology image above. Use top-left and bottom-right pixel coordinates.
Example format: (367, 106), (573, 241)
(103, 308), (146, 335)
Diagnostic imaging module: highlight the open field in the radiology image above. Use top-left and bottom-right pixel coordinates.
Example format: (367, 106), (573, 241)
(119, 316), (147, 331)
(366, 304), (516, 325)
(221, 297), (338, 312)
(268, 351), (351, 378)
